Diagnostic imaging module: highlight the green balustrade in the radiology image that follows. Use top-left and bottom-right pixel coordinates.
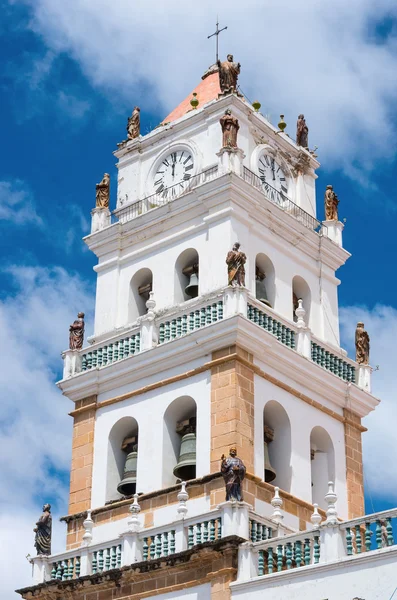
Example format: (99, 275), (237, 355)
(82, 334), (141, 371)
(247, 304), (296, 349)
(158, 301), (224, 345)
(311, 342), (356, 383)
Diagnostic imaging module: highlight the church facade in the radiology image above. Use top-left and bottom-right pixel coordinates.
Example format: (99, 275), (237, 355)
(17, 60), (397, 600)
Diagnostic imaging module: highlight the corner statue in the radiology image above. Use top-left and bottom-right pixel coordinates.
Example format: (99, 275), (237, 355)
(217, 54), (240, 93)
(324, 185), (339, 221)
(95, 173), (110, 209)
(296, 114), (309, 149)
(355, 322), (370, 365)
(220, 109), (239, 148)
(127, 106), (140, 140)
(221, 447), (246, 502)
(69, 312), (85, 350)
(34, 504), (52, 555)
(226, 242), (246, 286)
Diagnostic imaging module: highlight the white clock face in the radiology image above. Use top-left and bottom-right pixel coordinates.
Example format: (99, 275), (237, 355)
(258, 155), (288, 199)
(154, 150), (194, 198)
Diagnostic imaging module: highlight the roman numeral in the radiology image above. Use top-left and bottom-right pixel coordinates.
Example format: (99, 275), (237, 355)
(259, 167), (265, 175)
(281, 185), (287, 193)
(156, 184), (164, 194)
(185, 164), (193, 171)
(179, 152), (184, 162)
(154, 178), (163, 186)
(163, 159), (169, 167)
(156, 170), (165, 175)
(171, 152), (177, 163)
(279, 177), (286, 181)
(260, 175), (266, 183)
(183, 174), (191, 180)
(264, 156), (270, 166)
(183, 155), (192, 165)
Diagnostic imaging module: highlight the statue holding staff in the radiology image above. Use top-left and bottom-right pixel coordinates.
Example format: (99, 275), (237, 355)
(69, 312), (85, 351)
(226, 242), (246, 286)
(34, 504), (52, 556)
(221, 447), (246, 502)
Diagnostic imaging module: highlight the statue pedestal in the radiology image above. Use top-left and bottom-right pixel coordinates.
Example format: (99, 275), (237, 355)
(62, 349), (82, 379)
(91, 207), (111, 234)
(217, 147), (245, 177)
(357, 364), (371, 393)
(223, 286), (248, 318)
(32, 556), (50, 584)
(323, 219), (344, 247)
(217, 500), (251, 540)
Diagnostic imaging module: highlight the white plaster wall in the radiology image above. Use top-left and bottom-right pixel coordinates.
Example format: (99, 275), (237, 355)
(91, 370), (210, 508)
(146, 584), (210, 600)
(231, 549), (397, 600)
(253, 374), (348, 518)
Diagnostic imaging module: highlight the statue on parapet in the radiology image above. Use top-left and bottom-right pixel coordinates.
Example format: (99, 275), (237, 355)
(226, 242), (246, 286)
(69, 312), (85, 350)
(95, 173), (110, 209)
(296, 114), (309, 149)
(355, 322), (370, 365)
(324, 185), (339, 221)
(127, 106), (140, 140)
(221, 447), (246, 502)
(217, 54), (240, 94)
(34, 504), (52, 556)
(220, 109), (239, 148)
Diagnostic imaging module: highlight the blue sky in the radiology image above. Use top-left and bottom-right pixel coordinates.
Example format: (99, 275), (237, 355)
(1, 0), (397, 597)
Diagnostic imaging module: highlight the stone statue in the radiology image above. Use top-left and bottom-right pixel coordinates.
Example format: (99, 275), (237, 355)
(127, 106), (140, 140)
(220, 109), (239, 148)
(355, 322), (370, 365)
(226, 242), (246, 286)
(95, 173), (110, 209)
(221, 447), (246, 502)
(69, 312), (85, 350)
(217, 54), (241, 93)
(296, 114), (309, 149)
(324, 185), (339, 221)
(34, 504), (52, 556)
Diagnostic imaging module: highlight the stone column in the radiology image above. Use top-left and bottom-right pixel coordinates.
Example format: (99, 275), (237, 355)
(357, 364), (371, 393)
(323, 220), (344, 247)
(91, 207), (111, 234)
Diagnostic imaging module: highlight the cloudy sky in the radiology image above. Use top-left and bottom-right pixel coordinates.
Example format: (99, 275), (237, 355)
(1, 1), (397, 597)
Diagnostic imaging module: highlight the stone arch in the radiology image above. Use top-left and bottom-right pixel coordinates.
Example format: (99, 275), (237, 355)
(263, 400), (292, 493)
(174, 248), (199, 303)
(255, 253), (275, 309)
(162, 396), (197, 488)
(310, 426), (335, 509)
(128, 267), (153, 322)
(106, 416), (139, 502)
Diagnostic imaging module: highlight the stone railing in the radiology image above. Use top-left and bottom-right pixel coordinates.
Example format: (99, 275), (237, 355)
(187, 515), (222, 548)
(90, 542), (122, 573)
(247, 299), (296, 350)
(311, 338), (356, 383)
(81, 332), (141, 371)
(158, 299), (224, 344)
(255, 530), (320, 576)
(340, 508), (397, 555)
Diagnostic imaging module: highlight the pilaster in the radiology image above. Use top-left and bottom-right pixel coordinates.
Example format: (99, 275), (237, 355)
(344, 408), (365, 518)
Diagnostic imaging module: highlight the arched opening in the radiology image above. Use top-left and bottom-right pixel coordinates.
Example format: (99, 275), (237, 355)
(163, 396), (197, 487)
(106, 416), (139, 501)
(174, 248), (199, 304)
(128, 268), (153, 322)
(263, 401), (292, 492)
(292, 275), (311, 324)
(310, 426), (335, 509)
(255, 253), (275, 308)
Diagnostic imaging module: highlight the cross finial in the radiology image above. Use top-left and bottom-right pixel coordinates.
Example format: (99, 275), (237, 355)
(208, 18), (227, 64)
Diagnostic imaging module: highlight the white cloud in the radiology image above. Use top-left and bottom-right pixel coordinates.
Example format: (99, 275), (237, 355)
(340, 304), (397, 502)
(0, 180), (42, 226)
(0, 265), (93, 598)
(57, 90), (90, 120)
(12, 0), (397, 171)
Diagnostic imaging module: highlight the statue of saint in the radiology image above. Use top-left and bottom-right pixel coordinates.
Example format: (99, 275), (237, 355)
(217, 54), (241, 93)
(324, 185), (339, 221)
(220, 109), (239, 148)
(355, 322), (370, 365)
(127, 106), (140, 140)
(221, 447), (246, 502)
(34, 504), (52, 556)
(95, 173), (110, 209)
(69, 312), (85, 350)
(226, 242), (246, 286)
(296, 114), (309, 149)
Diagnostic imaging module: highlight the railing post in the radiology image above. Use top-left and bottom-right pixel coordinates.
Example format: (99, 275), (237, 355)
(91, 207), (111, 234)
(322, 219), (344, 247)
(32, 556), (50, 584)
(174, 521), (186, 553)
(218, 501), (251, 540)
(236, 542), (256, 582)
(357, 364), (371, 393)
(140, 292), (158, 351)
(79, 548), (90, 576)
(223, 286), (248, 319)
(294, 299), (311, 359)
(319, 481), (346, 563)
(216, 147), (246, 177)
(62, 349), (82, 379)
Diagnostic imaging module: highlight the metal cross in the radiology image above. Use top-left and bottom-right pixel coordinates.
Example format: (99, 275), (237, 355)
(208, 18), (227, 64)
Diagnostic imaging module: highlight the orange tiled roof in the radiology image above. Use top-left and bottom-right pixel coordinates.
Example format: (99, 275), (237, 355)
(162, 68), (221, 124)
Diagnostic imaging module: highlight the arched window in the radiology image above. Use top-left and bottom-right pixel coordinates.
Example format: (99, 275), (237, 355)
(310, 426), (335, 509)
(292, 275), (311, 324)
(163, 396), (197, 487)
(255, 253), (275, 308)
(174, 248), (199, 304)
(106, 416), (139, 501)
(128, 268), (153, 322)
(263, 401), (292, 492)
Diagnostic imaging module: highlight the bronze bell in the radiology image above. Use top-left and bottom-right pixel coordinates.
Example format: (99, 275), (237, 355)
(117, 435), (138, 496)
(256, 267), (271, 307)
(264, 425), (276, 483)
(185, 272), (199, 298)
(173, 417), (197, 481)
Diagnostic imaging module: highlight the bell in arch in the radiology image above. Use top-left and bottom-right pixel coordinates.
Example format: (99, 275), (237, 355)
(256, 267), (271, 307)
(264, 425), (276, 483)
(183, 264), (199, 299)
(117, 434), (138, 496)
(173, 417), (197, 481)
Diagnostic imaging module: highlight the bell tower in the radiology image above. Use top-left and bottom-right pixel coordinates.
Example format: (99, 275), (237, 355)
(18, 58), (380, 600)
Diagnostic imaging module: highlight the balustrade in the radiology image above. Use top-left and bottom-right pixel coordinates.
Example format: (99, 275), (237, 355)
(81, 334), (140, 371)
(247, 303), (295, 349)
(341, 508), (397, 556)
(187, 517), (222, 549)
(91, 544), (122, 573)
(256, 531), (320, 577)
(50, 556), (81, 581)
(311, 341), (355, 383)
(158, 301), (224, 344)
(141, 529), (176, 560)
(249, 518), (273, 543)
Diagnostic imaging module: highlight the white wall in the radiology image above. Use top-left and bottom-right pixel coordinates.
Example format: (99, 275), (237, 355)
(146, 584), (210, 600)
(91, 370), (210, 507)
(254, 374), (348, 518)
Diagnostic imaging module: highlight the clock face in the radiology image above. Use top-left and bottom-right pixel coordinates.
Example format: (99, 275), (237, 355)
(154, 150), (194, 199)
(258, 155), (288, 200)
